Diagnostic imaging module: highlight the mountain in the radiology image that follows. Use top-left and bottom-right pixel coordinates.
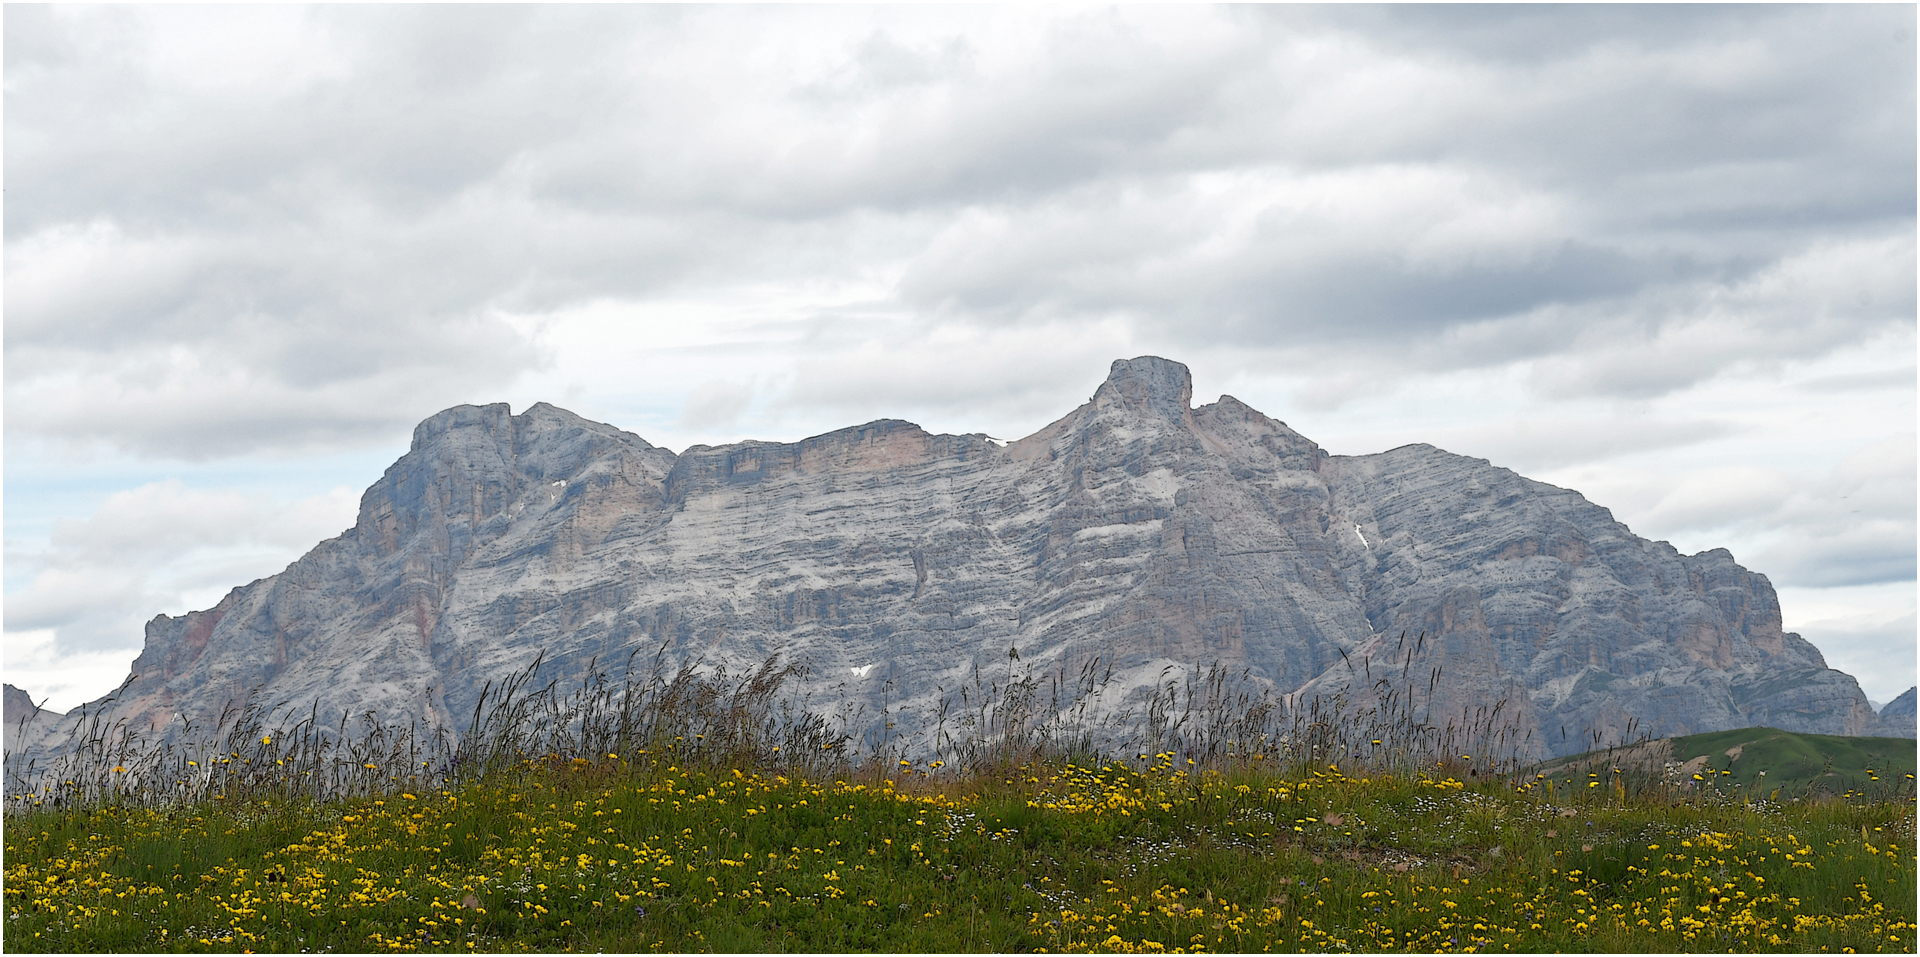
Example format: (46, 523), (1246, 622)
(1871, 687), (1918, 737)
(7, 357), (1898, 764)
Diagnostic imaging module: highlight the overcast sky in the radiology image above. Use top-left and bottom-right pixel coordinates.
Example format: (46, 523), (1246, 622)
(7, 4), (1915, 711)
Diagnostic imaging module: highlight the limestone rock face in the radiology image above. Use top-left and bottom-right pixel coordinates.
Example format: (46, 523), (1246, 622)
(3, 684), (61, 752)
(4, 684), (34, 723)
(10, 358), (1892, 761)
(1870, 687), (1918, 738)
(1299, 445), (1883, 751)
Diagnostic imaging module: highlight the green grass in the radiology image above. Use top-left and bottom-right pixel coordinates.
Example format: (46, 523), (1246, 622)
(6, 753), (1914, 953)
(8, 657), (1914, 952)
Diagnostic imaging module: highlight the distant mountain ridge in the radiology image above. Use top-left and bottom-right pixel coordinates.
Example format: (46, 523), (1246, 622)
(8, 357), (1909, 763)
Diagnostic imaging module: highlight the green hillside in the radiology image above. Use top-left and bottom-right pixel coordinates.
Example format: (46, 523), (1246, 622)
(1670, 728), (1915, 797)
(1533, 728), (1916, 800)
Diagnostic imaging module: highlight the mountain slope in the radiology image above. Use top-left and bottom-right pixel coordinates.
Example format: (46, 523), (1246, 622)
(1530, 725), (1917, 798)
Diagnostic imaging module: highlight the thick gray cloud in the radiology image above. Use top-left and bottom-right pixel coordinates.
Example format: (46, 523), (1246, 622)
(7, 5), (1910, 455)
(5, 5), (1914, 708)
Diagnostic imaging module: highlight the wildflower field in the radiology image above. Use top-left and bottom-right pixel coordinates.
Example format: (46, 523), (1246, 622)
(6, 749), (1914, 953)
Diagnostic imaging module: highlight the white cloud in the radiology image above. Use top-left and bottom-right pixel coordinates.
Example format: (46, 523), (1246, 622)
(1777, 582), (1918, 704)
(787, 319), (1134, 426)
(4, 482), (360, 668)
(1750, 434), (1917, 588)
(1404, 416), (1739, 475)
(677, 381), (755, 434)
(2, 629), (140, 716)
(1535, 432), (1915, 590)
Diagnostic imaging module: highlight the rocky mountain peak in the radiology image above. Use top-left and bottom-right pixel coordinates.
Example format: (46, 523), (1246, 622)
(1093, 355), (1195, 424)
(4, 684), (40, 726)
(409, 401), (515, 452)
(7, 356), (1903, 768)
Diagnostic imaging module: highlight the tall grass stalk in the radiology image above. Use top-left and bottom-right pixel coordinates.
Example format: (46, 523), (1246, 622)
(10, 631), (1639, 815)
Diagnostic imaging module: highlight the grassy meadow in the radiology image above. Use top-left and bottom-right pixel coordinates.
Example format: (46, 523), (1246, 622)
(6, 749), (1915, 952)
(4, 652), (1915, 952)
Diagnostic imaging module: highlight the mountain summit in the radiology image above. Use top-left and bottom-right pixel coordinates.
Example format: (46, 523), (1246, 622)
(11, 357), (1902, 760)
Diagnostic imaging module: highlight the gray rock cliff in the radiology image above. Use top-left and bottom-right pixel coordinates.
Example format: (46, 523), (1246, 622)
(1871, 687), (1917, 737)
(4, 683), (61, 752)
(9, 358), (1899, 762)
